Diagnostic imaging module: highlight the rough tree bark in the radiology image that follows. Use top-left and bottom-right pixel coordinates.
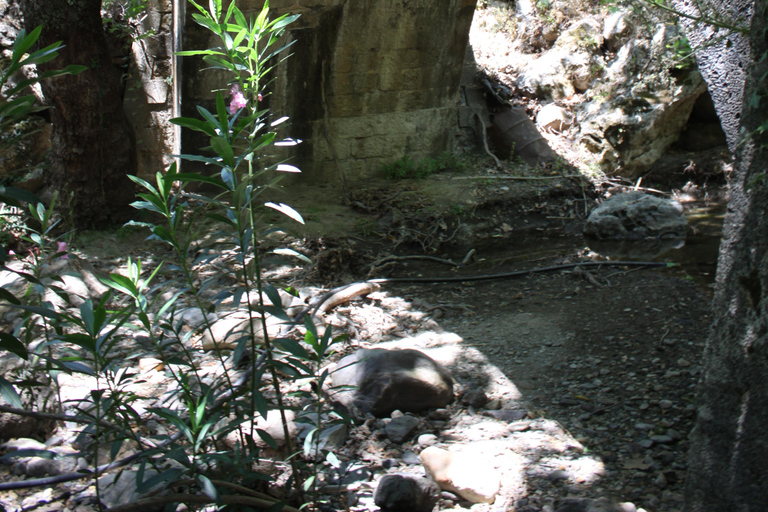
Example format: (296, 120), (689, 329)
(683, 1), (768, 510)
(20, 0), (136, 229)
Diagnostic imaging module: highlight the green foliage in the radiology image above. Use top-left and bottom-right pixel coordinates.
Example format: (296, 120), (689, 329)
(382, 152), (467, 180)
(666, 34), (695, 69)
(0, 3), (350, 510)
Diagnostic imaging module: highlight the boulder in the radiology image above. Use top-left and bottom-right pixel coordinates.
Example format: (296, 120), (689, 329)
(584, 192), (686, 240)
(537, 104), (573, 133)
(420, 446), (501, 504)
(374, 474), (441, 512)
(331, 348), (454, 418)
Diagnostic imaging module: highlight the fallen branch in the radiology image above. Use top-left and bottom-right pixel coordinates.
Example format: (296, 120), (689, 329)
(0, 404), (120, 430)
(370, 254), (461, 270)
(315, 281), (381, 316)
(106, 492), (299, 512)
(0, 432), (183, 491)
(472, 111), (502, 168)
(369, 260), (672, 284)
(453, 174), (582, 180)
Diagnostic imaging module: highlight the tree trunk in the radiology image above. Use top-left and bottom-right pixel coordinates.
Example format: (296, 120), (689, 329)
(683, 2), (768, 510)
(20, 0), (136, 229)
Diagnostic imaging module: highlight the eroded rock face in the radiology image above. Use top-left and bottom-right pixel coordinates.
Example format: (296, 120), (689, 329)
(584, 192), (687, 240)
(576, 23), (708, 178)
(331, 348), (454, 418)
(478, 3), (717, 178)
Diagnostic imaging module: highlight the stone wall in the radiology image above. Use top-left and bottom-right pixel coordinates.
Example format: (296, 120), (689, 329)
(182, 0), (478, 184)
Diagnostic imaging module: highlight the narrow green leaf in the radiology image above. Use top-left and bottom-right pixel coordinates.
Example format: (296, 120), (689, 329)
(272, 248), (312, 264)
(256, 428), (278, 450)
(12, 25), (42, 62)
(191, 13), (222, 34)
(215, 92), (229, 135)
(209, 0), (222, 20)
(268, 13), (300, 31)
(174, 49), (226, 57)
(62, 333), (97, 352)
(170, 117), (218, 137)
(0, 376), (21, 408)
(100, 274), (139, 298)
(0, 333), (27, 359)
(58, 360), (95, 375)
(0, 448), (55, 462)
(8, 304), (60, 320)
(197, 474), (220, 503)
(264, 202), (304, 224)
(273, 338), (309, 360)
(0, 287), (20, 305)
(210, 136), (236, 169)
(326, 451), (341, 468)
(80, 300), (96, 336)
(0, 186), (39, 204)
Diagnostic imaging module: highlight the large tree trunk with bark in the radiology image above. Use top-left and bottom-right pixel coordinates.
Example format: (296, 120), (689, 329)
(20, 0), (136, 229)
(683, 1), (768, 510)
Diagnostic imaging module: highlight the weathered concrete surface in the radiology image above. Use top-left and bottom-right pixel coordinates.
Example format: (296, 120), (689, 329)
(182, 0), (478, 183)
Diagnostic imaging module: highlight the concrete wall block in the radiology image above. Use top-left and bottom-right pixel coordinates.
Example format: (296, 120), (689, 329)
(336, 72), (378, 94)
(334, 51), (356, 74)
(311, 127), (352, 161)
(351, 135), (406, 160)
(398, 68), (424, 90)
(182, 0), (478, 182)
(363, 91), (401, 115)
(329, 93), (366, 117)
(332, 116), (386, 139)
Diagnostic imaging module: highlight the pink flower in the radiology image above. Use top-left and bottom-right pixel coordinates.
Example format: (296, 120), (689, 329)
(57, 241), (69, 260)
(258, 92), (263, 102)
(229, 84), (247, 114)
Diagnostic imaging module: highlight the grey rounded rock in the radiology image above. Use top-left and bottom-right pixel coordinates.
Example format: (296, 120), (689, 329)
(385, 414), (420, 444)
(374, 474), (440, 512)
(584, 192), (687, 240)
(331, 348), (454, 418)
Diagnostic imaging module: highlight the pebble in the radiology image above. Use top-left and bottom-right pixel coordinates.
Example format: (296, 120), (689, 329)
(2, 438), (47, 451)
(428, 409), (451, 421)
(666, 428), (683, 440)
(417, 434), (438, 446)
(402, 450), (421, 465)
(659, 400), (674, 410)
(507, 420), (532, 432)
(546, 469), (569, 481)
(650, 435), (674, 444)
(385, 415), (420, 444)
